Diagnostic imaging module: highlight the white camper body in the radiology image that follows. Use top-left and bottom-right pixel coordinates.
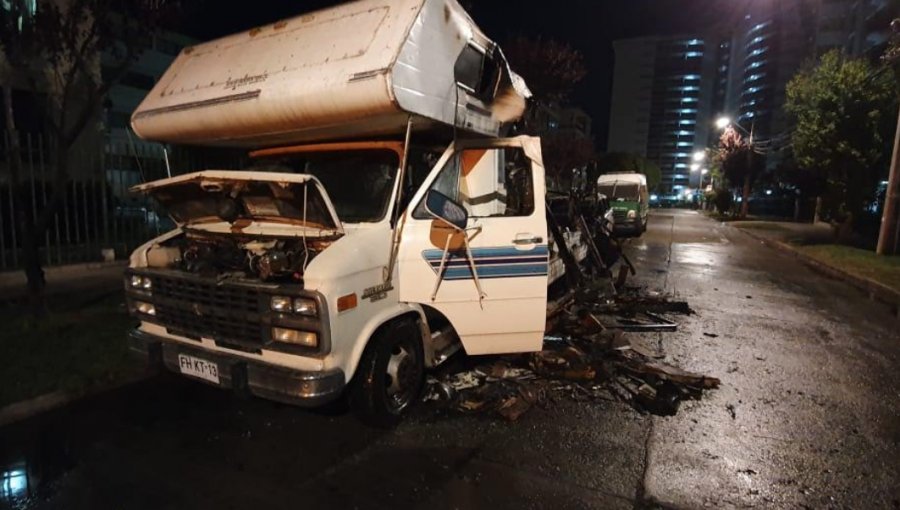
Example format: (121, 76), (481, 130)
(131, 0), (529, 147)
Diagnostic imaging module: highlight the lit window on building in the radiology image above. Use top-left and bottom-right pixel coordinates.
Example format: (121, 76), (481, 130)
(750, 21), (772, 33)
(2, 0), (36, 30)
(1, 0), (36, 13)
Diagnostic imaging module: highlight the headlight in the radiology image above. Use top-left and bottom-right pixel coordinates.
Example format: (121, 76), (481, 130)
(271, 296), (317, 316)
(292, 298), (317, 316)
(271, 327), (317, 347)
(627, 210), (637, 219)
(129, 275), (152, 291)
(270, 296), (292, 312)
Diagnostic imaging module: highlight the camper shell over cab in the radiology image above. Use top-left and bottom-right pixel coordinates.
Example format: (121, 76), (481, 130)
(125, 0), (591, 425)
(130, 0), (529, 147)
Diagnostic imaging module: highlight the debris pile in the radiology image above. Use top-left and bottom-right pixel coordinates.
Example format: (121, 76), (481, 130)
(424, 291), (719, 421)
(425, 334), (719, 421)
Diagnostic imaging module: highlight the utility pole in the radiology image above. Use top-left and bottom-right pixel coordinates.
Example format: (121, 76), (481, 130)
(876, 103), (900, 255)
(876, 20), (900, 255)
(740, 122), (755, 219)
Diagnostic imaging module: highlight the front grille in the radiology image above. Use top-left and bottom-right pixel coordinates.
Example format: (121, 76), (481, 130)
(151, 275), (264, 346)
(612, 209), (628, 221)
(153, 275), (260, 313)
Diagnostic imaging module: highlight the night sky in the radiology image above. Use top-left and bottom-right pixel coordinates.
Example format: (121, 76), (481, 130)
(175, 0), (752, 151)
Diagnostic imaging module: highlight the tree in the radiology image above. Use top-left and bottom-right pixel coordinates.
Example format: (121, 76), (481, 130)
(0, 0), (178, 313)
(785, 49), (897, 235)
(716, 126), (764, 218)
(540, 133), (595, 191)
(501, 35), (592, 191)
(594, 152), (661, 189)
(502, 35), (587, 105)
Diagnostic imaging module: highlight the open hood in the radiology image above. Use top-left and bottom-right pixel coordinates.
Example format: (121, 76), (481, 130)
(131, 171), (343, 234)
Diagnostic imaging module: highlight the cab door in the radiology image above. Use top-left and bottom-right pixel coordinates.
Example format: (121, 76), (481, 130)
(397, 136), (548, 355)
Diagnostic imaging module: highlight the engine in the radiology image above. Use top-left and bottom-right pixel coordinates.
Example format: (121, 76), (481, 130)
(145, 232), (331, 283)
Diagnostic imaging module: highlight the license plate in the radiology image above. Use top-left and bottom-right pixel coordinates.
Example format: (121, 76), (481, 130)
(177, 354), (220, 384)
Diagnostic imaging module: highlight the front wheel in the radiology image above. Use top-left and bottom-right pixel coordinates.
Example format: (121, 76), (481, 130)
(350, 319), (424, 427)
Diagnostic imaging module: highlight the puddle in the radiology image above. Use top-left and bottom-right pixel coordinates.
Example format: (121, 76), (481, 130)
(1, 461), (32, 509)
(0, 424), (77, 509)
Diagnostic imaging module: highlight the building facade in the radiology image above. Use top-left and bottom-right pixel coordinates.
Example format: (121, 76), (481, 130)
(607, 36), (716, 195)
(607, 0), (891, 194)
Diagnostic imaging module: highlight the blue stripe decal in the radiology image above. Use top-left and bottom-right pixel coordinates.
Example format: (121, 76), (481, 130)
(421, 246), (549, 280)
(429, 257), (548, 268)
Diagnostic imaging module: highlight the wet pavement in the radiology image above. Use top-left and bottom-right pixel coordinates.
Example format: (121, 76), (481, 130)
(2, 209), (899, 509)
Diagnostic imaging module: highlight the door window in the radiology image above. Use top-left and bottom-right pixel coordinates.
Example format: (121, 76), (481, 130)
(454, 44), (501, 101)
(414, 147), (534, 220)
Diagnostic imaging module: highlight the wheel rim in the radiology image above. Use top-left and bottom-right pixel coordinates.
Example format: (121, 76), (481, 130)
(384, 342), (418, 411)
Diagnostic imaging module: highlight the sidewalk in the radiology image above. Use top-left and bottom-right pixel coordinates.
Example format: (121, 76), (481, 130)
(0, 260), (127, 305)
(729, 220), (900, 315)
(0, 260), (141, 423)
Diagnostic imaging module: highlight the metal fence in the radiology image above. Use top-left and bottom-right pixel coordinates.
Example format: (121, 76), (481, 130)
(0, 131), (245, 271)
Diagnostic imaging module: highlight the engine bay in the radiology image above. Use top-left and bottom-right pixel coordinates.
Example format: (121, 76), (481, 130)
(145, 230), (337, 283)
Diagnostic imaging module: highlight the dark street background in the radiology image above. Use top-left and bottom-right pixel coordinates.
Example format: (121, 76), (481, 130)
(2, 210), (898, 509)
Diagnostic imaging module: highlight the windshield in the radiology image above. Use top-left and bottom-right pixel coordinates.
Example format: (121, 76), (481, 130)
(149, 179), (336, 230)
(254, 150), (399, 223)
(598, 182), (640, 202)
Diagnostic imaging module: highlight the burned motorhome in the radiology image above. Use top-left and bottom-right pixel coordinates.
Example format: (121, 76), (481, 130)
(123, 0), (692, 426)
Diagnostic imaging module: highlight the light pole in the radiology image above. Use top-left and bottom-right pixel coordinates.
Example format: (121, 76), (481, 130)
(716, 116), (755, 218)
(692, 150), (706, 192)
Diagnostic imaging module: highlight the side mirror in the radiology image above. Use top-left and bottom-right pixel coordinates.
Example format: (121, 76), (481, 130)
(424, 190), (468, 230)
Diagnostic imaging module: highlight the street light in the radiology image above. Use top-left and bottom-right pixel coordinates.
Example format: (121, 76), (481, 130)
(690, 163), (701, 171)
(697, 167), (710, 189)
(718, 116), (753, 138)
(692, 150), (706, 162)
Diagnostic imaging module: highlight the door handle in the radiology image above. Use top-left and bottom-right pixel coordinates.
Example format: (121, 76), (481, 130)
(512, 236), (543, 245)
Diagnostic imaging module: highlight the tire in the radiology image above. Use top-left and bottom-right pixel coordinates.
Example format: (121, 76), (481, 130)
(350, 319), (424, 427)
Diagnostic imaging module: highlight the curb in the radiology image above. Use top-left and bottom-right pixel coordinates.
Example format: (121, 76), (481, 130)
(0, 260), (128, 287)
(0, 371), (150, 427)
(736, 227), (900, 317)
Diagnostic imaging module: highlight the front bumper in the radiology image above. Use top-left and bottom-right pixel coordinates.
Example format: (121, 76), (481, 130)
(129, 329), (345, 407)
(612, 219), (642, 236)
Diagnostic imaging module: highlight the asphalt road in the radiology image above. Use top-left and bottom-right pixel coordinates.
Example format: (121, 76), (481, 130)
(2, 209), (898, 509)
